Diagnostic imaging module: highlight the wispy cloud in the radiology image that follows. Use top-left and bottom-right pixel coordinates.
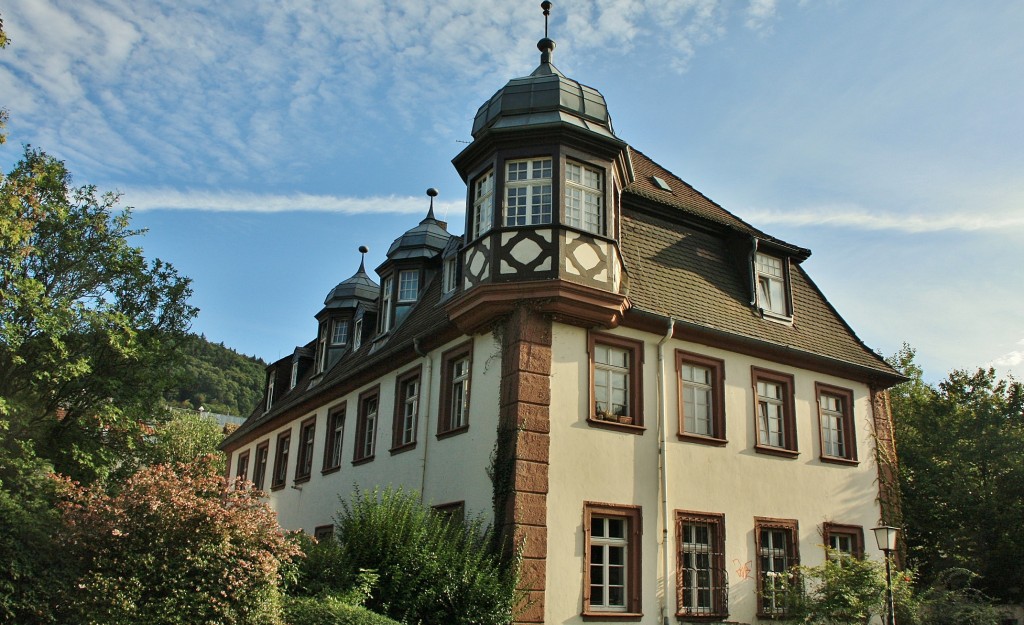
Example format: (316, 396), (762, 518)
(124, 187), (465, 216)
(990, 339), (1024, 370)
(744, 204), (1024, 234)
(0, 0), (772, 187)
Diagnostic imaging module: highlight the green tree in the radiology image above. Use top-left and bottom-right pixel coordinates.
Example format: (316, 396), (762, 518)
(325, 487), (523, 625)
(889, 345), (1024, 603)
(55, 457), (301, 625)
(0, 146), (196, 483)
(167, 333), (265, 416)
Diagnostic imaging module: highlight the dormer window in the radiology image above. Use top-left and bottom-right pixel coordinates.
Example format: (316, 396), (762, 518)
(380, 275), (393, 332)
(505, 158), (552, 226)
(398, 270), (419, 302)
(755, 252), (790, 318)
(565, 161), (604, 235)
(443, 256), (458, 294)
(315, 324), (328, 373)
(289, 360), (299, 390)
(471, 170), (494, 239)
(331, 319), (348, 346)
(353, 318), (363, 350)
(264, 372), (275, 413)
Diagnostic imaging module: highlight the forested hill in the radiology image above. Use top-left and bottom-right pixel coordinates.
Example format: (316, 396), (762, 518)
(165, 333), (266, 417)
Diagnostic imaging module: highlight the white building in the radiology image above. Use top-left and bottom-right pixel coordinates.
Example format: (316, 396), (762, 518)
(222, 18), (903, 625)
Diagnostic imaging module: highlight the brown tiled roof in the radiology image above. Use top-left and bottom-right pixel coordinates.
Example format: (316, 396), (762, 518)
(624, 147), (809, 257)
(620, 207), (897, 377)
(224, 274), (457, 448)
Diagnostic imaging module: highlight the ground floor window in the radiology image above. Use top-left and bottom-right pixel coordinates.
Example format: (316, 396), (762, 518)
(676, 511), (727, 617)
(583, 502), (642, 615)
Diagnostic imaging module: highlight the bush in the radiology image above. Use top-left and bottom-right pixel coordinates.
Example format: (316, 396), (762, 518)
(780, 549), (887, 624)
(283, 596), (400, 625)
(330, 486), (522, 625)
(55, 456), (301, 625)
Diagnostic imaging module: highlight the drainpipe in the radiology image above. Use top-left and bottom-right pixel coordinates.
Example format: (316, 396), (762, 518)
(657, 317), (675, 625)
(414, 337), (434, 500)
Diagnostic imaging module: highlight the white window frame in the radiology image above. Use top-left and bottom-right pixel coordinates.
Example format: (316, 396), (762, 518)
(681, 363), (713, 436)
(380, 276), (393, 332)
(472, 169), (494, 239)
(757, 380), (785, 448)
(353, 318), (363, 350)
(289, 360), (299, 390)
(449, 356), (470, 430)
(331, 319), (348, 346)
(755, 252), (788, 317)
(565, 160), (604, 234)
(398, 270), (419, 302)
(594, 344), (630, 419)
(504, 158), (552, 227)
(443, 256), (458, 294)
(316, 324), (328, 373)
(590, 516), (629, 612)
(264, 372), (275, 413)
(401, 377), (418, 446)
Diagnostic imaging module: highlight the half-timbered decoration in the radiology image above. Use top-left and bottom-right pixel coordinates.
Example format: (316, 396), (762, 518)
(221, 6), (904, 624)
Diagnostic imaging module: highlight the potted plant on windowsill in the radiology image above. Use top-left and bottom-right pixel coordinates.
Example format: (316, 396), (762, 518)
(618, 415), (633, 425)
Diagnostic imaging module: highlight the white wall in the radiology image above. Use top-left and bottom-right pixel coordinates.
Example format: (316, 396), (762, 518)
(547, 322), (886, 624)
(227, 332), (502, 534)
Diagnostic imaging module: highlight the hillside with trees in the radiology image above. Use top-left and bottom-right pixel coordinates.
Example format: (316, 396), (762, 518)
(165, 333), (266, 417)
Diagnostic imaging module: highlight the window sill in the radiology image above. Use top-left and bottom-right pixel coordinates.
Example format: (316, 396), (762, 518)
(293, 474), (311, 484)
(754, 444), (799, 458)
(675, 611), (729, 621)
(677, 433), (728, 447)
(351, 455), (375, 466)
(758, 308), (794, 325)
(320, 465), (341, 476)
(819, 455), (859, 466)
(270, 483), (285, 492)
(582, 611), (643, 621)
(588, 417), (645, 434)
(437, 425), (469, 440)
(390, 442), (417, 455)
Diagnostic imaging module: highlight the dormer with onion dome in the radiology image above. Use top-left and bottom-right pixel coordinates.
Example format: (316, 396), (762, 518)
(314, 248), (378, 376)
(374, 189), (452, 339)
(447, 2), (631, 332)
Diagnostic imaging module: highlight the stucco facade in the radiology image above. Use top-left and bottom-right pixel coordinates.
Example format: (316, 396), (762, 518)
(222, 15), (903, 625)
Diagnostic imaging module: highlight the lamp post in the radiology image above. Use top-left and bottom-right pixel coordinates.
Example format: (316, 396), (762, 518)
(873, 525), (899, 625)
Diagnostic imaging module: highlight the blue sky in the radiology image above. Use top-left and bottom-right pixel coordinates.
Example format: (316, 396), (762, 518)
(2, 0), (1022, 383)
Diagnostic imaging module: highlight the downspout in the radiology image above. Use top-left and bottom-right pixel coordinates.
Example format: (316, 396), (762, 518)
(414, 337), (434, 500)
(657, 317), (675, 625)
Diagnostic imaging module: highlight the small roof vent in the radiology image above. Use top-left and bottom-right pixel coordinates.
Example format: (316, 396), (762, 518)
(652, 175), (672, 192)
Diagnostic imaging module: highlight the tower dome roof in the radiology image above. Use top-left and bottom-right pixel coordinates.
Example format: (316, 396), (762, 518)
(471, 42), (616, 140)
(324, 257), (378, 309)
(384, 190), (452, 262)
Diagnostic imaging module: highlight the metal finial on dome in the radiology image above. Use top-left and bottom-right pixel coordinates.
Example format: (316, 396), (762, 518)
(358, 245), (369, 272)
(426, 187), (439, 219)
(538, 2), (555, 64)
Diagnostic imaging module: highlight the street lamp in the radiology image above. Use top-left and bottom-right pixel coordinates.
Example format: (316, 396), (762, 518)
(873, 525), (900, 625)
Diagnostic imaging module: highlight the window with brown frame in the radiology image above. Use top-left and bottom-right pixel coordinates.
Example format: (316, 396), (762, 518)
(816, 383), (858, 463)
(271, 431), (291, 490)
(676, 351), (726, 444)
(583, 502), (642, 617)
(755, 517), (799, 618)
(589, 333), (644, 429)
(432, 501), (466, 525)
(752, 367), (798, 456)
(353, 387), (379, 463)
(392, 367), (421, 452)
(294, 417), (316, 482)
(438, 342), (472, 436)
(822, 523), (864, 560)
(313, 525), (334, 542)
(322, 403), (346, 473)
(235, 450), (250, 485)
(676, 511), (728, 618)
(253, 441), (269, 490)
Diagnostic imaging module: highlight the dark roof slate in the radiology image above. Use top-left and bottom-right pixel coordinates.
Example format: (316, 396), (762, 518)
(619, 207), (895, 375)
